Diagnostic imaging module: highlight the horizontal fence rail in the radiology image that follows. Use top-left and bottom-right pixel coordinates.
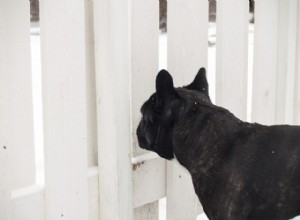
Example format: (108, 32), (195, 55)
(1, 0), (300, 220)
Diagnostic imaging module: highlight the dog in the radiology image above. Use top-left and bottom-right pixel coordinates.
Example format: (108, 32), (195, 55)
(136, 68), (300, 220)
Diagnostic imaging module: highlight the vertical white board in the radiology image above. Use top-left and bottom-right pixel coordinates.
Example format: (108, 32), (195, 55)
(252, 0), (279, 124)
(168, 0), (208, 219)
(284, 0), (298, 124)
(40, 0), (89, 219)
(216, 0), (249, 120)
(295, 0), (300, 125)
(131, 0), (164, 218)
(276, 0), (290, 124)
(0, 143), (11, 220)
(167, 161), (203, 220)
(0, 0), (35, 191)
(93, 0), (133, 219)
(276, 0), (298, 124)
(131, 0), (159, 156)
(168, 0), (208, 84)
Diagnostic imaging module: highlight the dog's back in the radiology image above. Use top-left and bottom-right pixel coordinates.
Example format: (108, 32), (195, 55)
(223, 124), (300, 219)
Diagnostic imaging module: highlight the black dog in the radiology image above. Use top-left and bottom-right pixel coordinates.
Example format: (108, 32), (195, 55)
(137, 68), (300, 220)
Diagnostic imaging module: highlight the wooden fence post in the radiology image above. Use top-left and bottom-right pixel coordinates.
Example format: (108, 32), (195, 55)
(93, 0), (133, 219)
(216, 0), (249, 120)
(294, 0), (300, 125)
(0, 1), (35, 219)
(284, 0), (298, 124)
(275, 0), (298, 124)
(40, 0), (89, 219)
(167, 0), (208, 219)
(0, 0), (35, 189)
(252, 0), (279, 124)
(130, 0), (166, 219)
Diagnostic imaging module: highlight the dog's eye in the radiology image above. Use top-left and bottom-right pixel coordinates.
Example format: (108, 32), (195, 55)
(150, 96), (156, 105)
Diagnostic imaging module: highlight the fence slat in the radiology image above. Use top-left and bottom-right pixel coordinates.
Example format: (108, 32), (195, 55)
(168, 0), (208, 219)
(216, 0), (249, 120)
(0, 145), (11, 220)
(131, 0), (159, 156)
(252, 0), (279, 124)
(0, 0), (35, 191)
(168, 0), (208, 84)
(40, 0), (89, 219)
(167, 161), (203, 220)
(1, 1), (34, 218)
(275, 0), (298, 124)
(295, 1), (300, 125)
(93, 0), (133, 219)
(284, 0), (298, 124)
(131, 0), (163, 218)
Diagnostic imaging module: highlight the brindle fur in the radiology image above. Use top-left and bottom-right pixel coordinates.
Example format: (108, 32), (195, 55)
(136, 68), (300, 220)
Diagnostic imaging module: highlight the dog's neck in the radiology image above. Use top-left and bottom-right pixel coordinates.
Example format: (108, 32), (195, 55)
(172, 103), (250, 177)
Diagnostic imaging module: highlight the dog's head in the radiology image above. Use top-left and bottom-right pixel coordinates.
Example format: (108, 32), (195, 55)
(136, 68), (210, 159)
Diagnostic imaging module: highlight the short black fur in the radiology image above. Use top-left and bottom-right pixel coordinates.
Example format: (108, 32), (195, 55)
(136, 68), (300, 220)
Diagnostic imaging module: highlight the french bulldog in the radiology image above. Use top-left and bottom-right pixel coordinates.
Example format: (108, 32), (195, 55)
(136, 68), (300, 220)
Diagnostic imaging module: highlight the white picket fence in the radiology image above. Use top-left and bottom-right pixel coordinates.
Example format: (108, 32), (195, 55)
(1, 0), (300, 220)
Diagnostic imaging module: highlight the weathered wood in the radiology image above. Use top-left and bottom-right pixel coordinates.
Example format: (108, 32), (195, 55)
(216, 0), (249, 120)
(134, 202), (159, 220)
(40, 0), (89, 219)
(93, 0), (133, 219)
(132, 157), (166, 208)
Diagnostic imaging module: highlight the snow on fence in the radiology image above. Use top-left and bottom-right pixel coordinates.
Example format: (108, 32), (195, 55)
(1, 0), (300, 220)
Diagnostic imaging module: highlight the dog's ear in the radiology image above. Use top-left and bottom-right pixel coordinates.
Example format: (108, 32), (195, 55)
(185, 67), (209, 98)
(156, 69), (176, 97)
